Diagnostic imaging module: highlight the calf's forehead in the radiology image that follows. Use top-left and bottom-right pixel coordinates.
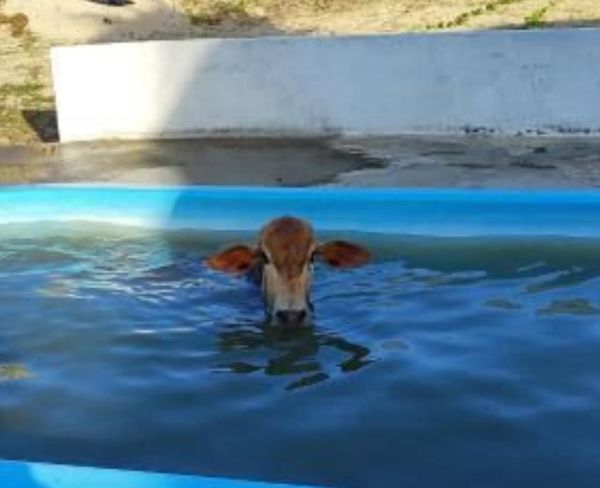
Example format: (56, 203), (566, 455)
(260, 217), (314, 246)
(260, 218), (315, 272)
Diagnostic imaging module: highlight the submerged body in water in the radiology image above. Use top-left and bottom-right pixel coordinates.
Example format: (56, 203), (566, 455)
(0, 223), (599, 487)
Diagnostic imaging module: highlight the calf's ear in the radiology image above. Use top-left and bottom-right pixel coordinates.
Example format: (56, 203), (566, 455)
(205, 245), (257, 273)
(316, 240), (370, 268)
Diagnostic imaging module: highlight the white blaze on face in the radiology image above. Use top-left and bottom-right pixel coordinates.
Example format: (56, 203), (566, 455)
(262, 258), (312, 323)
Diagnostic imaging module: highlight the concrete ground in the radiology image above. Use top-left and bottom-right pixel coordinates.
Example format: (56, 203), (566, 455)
(0, 138), (378, 186)
(0, 135), (599, 188)
(329, 135), (600, 188)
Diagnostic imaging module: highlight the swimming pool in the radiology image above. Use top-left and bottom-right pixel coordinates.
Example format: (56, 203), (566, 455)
(1, 186), (599, 487)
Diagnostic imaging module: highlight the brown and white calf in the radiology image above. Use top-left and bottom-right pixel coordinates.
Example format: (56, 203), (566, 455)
(206, 216), (370, 326)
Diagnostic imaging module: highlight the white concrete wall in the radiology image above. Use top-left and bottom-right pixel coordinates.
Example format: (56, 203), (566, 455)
(51, 29), (600, 142)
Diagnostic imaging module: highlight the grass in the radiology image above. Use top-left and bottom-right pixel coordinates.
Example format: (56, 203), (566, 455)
(0, 0), (55, 145)
(0, 81), (45, 99)
(0, 51), (54, 144)
(186, 0), (253, 26)
(524, 1), (556, 28)
(179, 0), (359, 28)
(427, 0), (531, 30)
(179, 1), (597, 34)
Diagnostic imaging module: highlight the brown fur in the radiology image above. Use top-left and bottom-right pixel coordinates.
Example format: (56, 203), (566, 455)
(260, 217), (315, 279)
(205, 244), (256, 273)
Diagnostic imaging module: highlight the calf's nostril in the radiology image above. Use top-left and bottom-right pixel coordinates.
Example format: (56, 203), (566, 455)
(275, 309), (308, 324)
(276, 310), (293, 323)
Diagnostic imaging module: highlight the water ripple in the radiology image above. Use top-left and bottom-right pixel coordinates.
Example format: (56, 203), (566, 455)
(0, 225), (599, 487)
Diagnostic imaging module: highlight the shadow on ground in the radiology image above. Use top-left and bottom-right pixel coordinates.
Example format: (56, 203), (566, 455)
(21, 110), (59, 143)
(0, 137), (381, 185)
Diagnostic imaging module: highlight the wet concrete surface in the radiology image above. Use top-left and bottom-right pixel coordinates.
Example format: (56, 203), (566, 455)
(0, 138), (380, 187)
(329, 136), (600, 189)
(0, 136), (599, 188)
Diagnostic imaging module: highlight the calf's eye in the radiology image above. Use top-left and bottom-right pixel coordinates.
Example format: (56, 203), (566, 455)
(260, 251), (270, 264)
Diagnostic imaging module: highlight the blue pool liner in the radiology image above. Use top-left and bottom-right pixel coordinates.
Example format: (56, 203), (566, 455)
(1, 184), (600, 488)
(0, 185), (600, 236)
(0, 459), (315, 488)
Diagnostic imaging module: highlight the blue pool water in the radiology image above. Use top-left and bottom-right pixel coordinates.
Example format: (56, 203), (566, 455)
(0, 223), (599, 487)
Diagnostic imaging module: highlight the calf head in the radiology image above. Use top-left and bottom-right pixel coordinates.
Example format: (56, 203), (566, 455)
(206, 216), (370, 326)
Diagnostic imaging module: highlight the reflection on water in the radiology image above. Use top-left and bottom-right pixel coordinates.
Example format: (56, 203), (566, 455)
(216, 323), (373, 390)
(538, 298), (600, 316)
(0, 364), (32, 382)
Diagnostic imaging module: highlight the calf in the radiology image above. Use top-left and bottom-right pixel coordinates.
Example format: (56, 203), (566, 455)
(206, 216), (370, 326)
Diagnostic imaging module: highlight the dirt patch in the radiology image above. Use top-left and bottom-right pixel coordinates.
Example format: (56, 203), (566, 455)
(177, 1), (600, 34)
(0, 10), (28, 37)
